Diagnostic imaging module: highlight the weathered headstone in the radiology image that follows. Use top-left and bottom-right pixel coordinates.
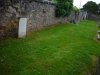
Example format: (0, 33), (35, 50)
(18, 18), (27, 38)
(97, 30), (100, 40)
(97, 24), (100, 40)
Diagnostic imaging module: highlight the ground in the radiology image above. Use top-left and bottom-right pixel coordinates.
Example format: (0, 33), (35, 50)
(0, 20), (100, 75)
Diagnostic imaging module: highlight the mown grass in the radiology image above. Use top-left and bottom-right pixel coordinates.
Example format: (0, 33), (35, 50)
(0, 20), (100, 75)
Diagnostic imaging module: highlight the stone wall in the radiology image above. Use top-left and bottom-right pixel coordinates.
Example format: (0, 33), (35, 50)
(26, 1), (87, 31)
(88, 13), (100, 22)
(27, 1), (69, 31)
(0, 0), (87, 39)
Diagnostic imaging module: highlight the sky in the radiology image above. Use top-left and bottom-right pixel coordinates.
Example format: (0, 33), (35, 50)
(73, 0), (100, 8)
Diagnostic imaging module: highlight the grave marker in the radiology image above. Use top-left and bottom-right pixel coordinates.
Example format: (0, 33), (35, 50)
(97, 30), (100, 40)
(18, 18), (27, 38)
(97, 24), (100, 40)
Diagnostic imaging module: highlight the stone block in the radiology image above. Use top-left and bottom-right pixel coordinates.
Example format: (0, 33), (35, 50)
(18, 18), (27, 38)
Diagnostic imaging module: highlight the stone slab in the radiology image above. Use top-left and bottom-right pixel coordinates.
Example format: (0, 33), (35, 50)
(18, 18), (27, 38)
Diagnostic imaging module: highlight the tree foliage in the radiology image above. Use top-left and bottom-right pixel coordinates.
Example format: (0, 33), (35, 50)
(98, 4), (100, 10)
(73, 6), (79, 12)
(83, 1), (98, 14)
(97, 4), (100, 14)
(55, 0), (73, 17)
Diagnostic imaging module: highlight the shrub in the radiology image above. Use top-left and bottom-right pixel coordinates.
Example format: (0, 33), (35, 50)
(55, 0), (73, 17)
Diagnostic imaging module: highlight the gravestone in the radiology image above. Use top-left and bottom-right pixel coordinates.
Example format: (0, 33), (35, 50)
(18, 18), (27, 38)
(97, 30), (100, 40)
(97, 24), (100, 40)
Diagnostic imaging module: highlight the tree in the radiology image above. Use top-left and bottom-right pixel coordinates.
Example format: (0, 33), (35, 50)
(83, 1), (98, 14)
(98, 4), (100, 14)
(55, 0), (73, 17)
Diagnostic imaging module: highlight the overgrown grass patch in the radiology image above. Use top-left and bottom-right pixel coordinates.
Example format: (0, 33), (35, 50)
(0, 20), (100, 75)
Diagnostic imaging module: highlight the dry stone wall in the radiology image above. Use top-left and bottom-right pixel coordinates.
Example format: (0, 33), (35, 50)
(27, 1), (69, 31)
(0, 0), (87, 39)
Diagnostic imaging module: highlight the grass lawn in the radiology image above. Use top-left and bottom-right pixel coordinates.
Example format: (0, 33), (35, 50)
(0, 20), (100, 75)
